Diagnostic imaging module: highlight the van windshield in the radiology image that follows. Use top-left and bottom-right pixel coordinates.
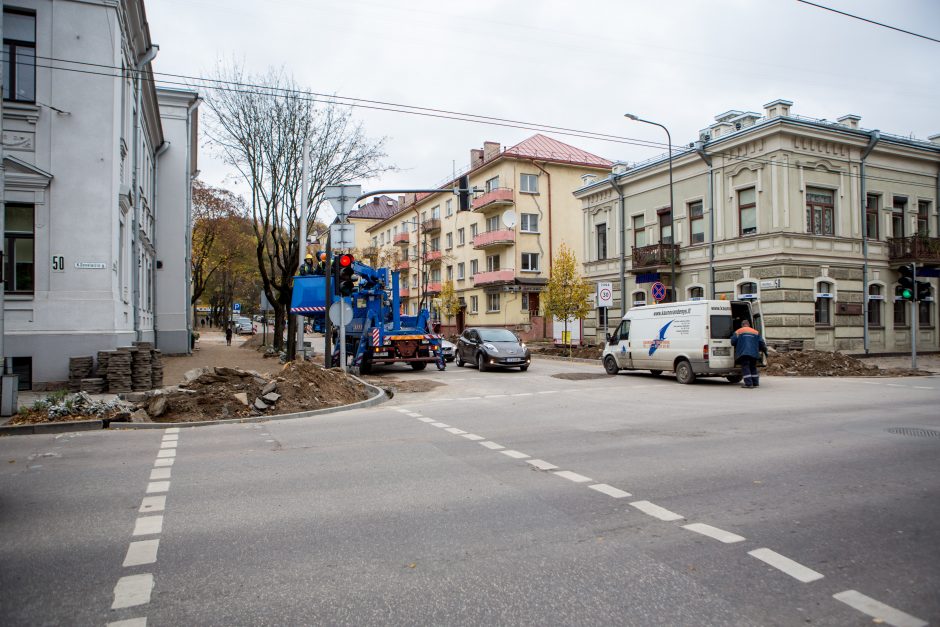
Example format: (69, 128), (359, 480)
(710, 315), (733, 339)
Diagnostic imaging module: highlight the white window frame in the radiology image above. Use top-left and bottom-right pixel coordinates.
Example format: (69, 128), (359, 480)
(457, 262), (465, 280)
(632, 289), (647, 307)
(520, 252), (539, 272)
(487, 292), (500, 312)
(470, 295), (479, 314)
(520, 213), (539, 233)
(520, 173), (538, 194)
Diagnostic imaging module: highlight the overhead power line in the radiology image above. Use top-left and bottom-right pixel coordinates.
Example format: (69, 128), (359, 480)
(795, 0), (940, 44)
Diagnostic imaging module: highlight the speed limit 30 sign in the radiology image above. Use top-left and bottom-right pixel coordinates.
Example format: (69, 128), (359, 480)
(597, 282), (613, 308)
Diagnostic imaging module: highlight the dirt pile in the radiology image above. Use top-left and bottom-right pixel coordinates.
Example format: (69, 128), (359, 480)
(530, 345), (603, 360)
(764, 350), (924, 377)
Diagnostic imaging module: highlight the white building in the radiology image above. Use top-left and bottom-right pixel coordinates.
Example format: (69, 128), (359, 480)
(1, 0), (198, 389)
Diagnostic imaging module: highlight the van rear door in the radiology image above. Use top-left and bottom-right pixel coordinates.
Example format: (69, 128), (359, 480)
(708, 312), (735, 368)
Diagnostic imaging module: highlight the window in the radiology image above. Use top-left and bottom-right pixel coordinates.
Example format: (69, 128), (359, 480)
(11, 356), (31, 391)
(430, 236), (440, 251)
(597, 307), (608, 330)
(865, 194), (880, 240)
(689, 201), (704, 244)
(917, 200), (930, 236)
(379, 232), (385, 245)
(520, 173), (538, 193)
(521, 292), (529, 311)
(5, 204), (34, 294)
(658, 208), (673, 244)
(892, 197), (906, 238)
(689, 286), (704, 300)
(739, 187), (757, 236)
(421, 211), (427, 223)
(868, 284), (883, 328)
(432, 205), (440, 220)
(738, 281), (757, 298)
(486, 254), (500, 272)
(470, 223), (478, 237)
(918, 296), (931, 328)
(520, 213), (539, 233)
(521, 253), (539, 271)
(470, 259), (478, 276)
(457, 262), (465, 280)
(596, 223), (607, 260)
(632, 290), (646, 307)
(431, 268), (441, 282)
(411, 276), (418, 289)
(486, 215), (500, 232)
(446, 232), (453, 249)
(633, 215), (647, 248)
(3, 9), (36, 103)
(372, 236), (378, 247)
(893, 289), (907, 327)
(392, 226), (398, 237)
(815, 281), (833, 326)
(470, 295), (479, 313)
(487, 293), (500, 312)
(457, 228), (465, 246)
(805, 188), (834, 236)
(446, 265), (453, 281)
(401, 220), (409, 233)
(485, 176), (500, 192)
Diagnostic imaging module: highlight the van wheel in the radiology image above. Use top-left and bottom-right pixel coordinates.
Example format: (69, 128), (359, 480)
(675, 360), (696, 384)
(649, 370), (663, 376)
(726, 374), (742, 383)
(603, 356), (619, 375)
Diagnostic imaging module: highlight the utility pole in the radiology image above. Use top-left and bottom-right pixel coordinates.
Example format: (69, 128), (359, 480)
(911, 262), (918, 370)
(295, 136), (310, 361)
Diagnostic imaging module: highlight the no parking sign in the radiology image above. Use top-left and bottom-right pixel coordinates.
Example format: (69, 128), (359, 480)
(651, 282), (667, 302)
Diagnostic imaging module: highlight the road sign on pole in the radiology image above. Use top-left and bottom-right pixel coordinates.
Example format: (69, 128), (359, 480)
(324, 184), (363, 220)
(651, 282), (667, 303)
(597, 282), (613, 308)
(329, 223), (356, 249)
(233, 303), (241, 313)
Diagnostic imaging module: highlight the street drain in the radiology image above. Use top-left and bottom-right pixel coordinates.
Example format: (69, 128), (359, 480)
(886, 427), (940, 438)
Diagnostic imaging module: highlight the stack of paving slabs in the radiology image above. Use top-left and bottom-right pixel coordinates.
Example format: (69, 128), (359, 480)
(68, 356), (95, 392)
(130, 346), (153, 391)
(96, 350), (111, 377)
(80, 377), (107, 394)
(106, 350), (133, 393)
(150, 349), (164, 389)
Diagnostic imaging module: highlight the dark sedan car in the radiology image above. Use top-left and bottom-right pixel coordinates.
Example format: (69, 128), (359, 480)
(455, 327), (530, 372)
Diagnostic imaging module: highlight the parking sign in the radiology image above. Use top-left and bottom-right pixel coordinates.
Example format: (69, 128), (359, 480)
(233, 303), (241, 313)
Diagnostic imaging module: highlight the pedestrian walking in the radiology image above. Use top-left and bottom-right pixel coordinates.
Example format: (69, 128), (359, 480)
(225, 323), (233, 346)
(730, 320), (767, 388)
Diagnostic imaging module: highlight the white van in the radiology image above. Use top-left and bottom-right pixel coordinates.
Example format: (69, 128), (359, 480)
(602, 299), (761, 384)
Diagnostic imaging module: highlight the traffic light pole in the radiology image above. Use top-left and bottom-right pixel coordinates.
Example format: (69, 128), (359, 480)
(911, 262), (918, 370)
(324, 232), (332, 369)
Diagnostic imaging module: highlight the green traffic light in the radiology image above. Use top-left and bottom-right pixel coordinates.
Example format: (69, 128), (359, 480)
(901, 288), (913, 300)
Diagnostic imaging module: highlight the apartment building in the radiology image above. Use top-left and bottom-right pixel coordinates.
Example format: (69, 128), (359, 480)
(2, 0), (198, 388)
(366, 135), (611, 339)
(575, 99), (940, 352)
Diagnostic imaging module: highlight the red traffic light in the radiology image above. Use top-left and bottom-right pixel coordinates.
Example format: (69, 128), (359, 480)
(338, 254), (354, 268)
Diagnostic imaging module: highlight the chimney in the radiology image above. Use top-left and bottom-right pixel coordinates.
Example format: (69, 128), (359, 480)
(929, 133), (940, 145)
(398, 195), (406, 207)
(483, 141), (501, 162)
(837, 114), (861, 129)
(763, 99), (793, 119)
(470, 148), (484, 168)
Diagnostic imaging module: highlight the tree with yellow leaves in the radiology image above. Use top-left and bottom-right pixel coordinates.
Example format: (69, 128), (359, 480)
(543, 243), (593, 357)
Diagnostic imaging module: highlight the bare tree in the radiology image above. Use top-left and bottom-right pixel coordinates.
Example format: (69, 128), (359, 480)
(202, 63), (391, 352)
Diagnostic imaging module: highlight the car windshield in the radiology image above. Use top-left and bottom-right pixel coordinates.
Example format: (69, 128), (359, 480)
(478, 328), (518, 342)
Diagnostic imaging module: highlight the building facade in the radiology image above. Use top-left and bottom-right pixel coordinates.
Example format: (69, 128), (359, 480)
(575, 99), (940, 352)
(365, 135), (611, 339)
(2, 0), (198, 388)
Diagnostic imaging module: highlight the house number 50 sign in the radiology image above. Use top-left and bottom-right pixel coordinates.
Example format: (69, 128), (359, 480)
(52, 255), (65, 272)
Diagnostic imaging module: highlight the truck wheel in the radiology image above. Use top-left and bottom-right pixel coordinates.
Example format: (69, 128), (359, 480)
(726, 374), (742, 383)
(477, 353), (488, 372)
(411, 362), (428, 371)
(603, 355), (619, 375)
(675, 360), (696, 384)
(649, 370), (663, 376)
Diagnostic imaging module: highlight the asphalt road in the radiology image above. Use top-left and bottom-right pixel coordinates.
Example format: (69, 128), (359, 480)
(1, 358), (938, 626)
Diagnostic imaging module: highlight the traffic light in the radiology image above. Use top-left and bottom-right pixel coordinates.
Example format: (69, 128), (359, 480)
(457, 175), (471, 211)
(897, 264), (915, 301)
(915, 279), (932, 302)
(336, 253), (356, 296)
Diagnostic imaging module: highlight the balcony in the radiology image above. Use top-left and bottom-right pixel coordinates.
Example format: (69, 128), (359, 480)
(397, 259), (410, 271)
(423, 249), (442, 263)
(472, 187), (514, 213)
(394, 231), (410, 245)
(421, 218), (441, 234)
(472, 228), (515, 249)
(888, 236), (940, 264)
(399, 287), (410, 298)
(361, 246), (379, 259)
(425, 281), (442, 294)
(631, 243), (681, 273)
(473, 269), (515, 285)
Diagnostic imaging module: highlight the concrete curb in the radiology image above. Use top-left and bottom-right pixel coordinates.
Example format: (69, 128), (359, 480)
(0, 419), (104, 436)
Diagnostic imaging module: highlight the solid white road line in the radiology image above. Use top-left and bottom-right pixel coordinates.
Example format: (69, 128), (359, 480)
(630, 500), (685, 521)
(159, 441), (177, 449)
(588, 483), (631, 498)
(554, 470), (592, 483)
(111, 573), (155, 609)
(501, 450), (530, 459)
(832, 590), (927, 627)
(682, 522), (745, 543)
(748, 548), (824, 583)
(107, 618), (148, 627)
(512, 392), (534, 396)
(165, 427), (180, 433)
(430, 422), (450, 428)
(526, 459), (559, 471)
(132, 515), (163, 536)
(146, 481), (170, 494)
(484, 394), (507, 398)
(445, 427), (467, 435)
(480, 441), (504, 450)
(153, 458), (174, 467)
(537, 390), (559, 394)
(123, 539), (160, 567)
(418, 417), (435, 423)
(139, 495), (166, 513)
(461, 433), (485, 441)
(156, 449), (176, 458)
(149, 468), (171, 481)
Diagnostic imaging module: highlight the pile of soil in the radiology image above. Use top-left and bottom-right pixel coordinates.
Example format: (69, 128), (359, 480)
(11, 408), (118, 425)
(764, 350), (924, 377)
(530, 345), (603, 360)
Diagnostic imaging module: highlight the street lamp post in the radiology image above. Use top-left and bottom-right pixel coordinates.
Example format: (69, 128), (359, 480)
(625, 114), (676, 302)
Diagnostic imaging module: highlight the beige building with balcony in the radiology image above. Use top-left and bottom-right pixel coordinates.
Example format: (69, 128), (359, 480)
(366, 135), (611, 339)
(575, 99), (940, 353)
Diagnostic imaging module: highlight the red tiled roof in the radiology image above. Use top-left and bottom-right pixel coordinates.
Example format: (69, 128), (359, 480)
(348, 195), (400, 220)
(502, 134), (612, 168)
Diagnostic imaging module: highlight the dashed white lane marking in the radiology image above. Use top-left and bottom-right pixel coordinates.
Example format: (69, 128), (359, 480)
(501, 449), (530, 459)
(886, 383), (907, 388)
(526, 459), (558, 470)
(430, 422), (450, 428)
(165, 427), (180, 434)
(455, 397), (479, 401)
(132, 515), (163, 536)
(682, 522), (745, 543)
(149, 468), (171, 480)
(111, 573), (155, 609)
(123, 539), (160, 567)
(484, 394), (507, 398)
(554, 470), (592, 483)
(418, 417), (435, 423)
(162, 434), (178, 441)
(146, 481), (170, 494)
(406, 412), (422, 417)
(589, 483), (631, 498)
(461, 433), (485, 441)
(139, 495), (165, 513)
(153, 458), (174, 467)
(512, 392), (533, 397)
(832, 590), (927, 627)
(480, 441), (504, 450)
(156, 449), (176, 458)
(107, 618), (147, 627)
(394, 408), (411, 413)
(159, 441), (177, 449)
(445, 427), (467, 435)
(913, 386), (933, 390)
(748, 548), (824, 583)
(537, 390), (559, 394)
(630, 500), (685, 521)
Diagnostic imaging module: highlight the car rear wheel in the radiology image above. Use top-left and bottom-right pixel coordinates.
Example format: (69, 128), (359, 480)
(411, 362), (427, 371)
(477, 353), (488, 372)
(675, 360), (696, 385)
(603, 355), (619, 375)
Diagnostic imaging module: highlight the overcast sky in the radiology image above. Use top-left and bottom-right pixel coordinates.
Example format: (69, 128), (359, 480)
(149, 0), (939, 207)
